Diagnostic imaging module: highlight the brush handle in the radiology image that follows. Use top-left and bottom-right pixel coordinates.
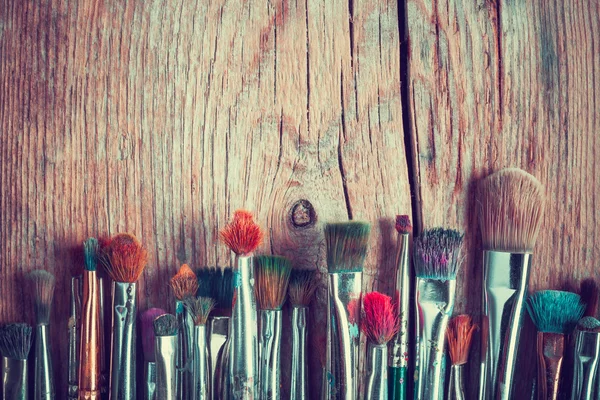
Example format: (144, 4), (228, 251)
(537, 332), (564, 400)
(79, 270), (101, 399)
(144, 362), (157, 400)
(390, 234), (411, 370)
(98, 276), (108, 397)
(290, 306), (309, 400)
(210, 317), (230, 400)
(388, 366), (407, 400)
(156, 335), (178, 400)
(192, 325), (211, 400)
(364, 343), (388, 400)
(69, 276), (82, 399)
(2, 357), (28, 400)
(176, 300), (194, 400)
(259, 309), (282, 400)
(34, 324), (55, 399)
(448, 364), (466, 400)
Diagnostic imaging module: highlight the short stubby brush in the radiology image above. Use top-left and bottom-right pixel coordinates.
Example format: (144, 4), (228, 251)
(220, 210), (263, 399)
(0, 323), (33, 400)
(478, 168), (545, 400)
(325, 221), (371, 400)
(362, 292), (399, 400)
(446, 315), (477, 400)
(571, 316), (600, 400)
(527, 290), (585, 400)
(101, 233), (148, 400)
(255, 255), (292, 400)
(579, 279), (599, 318)
(141, 308), (167, 400)
(413, 227), (463, 400)
(154, 314), (179, 400)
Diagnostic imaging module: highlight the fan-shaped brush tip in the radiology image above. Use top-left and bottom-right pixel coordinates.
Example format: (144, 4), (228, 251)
(219, 210), (263, 255)
(446, 314), (478, 366)
(140, 308), (166, 361)
(170, 264), (199, 301)
(395, 215), (412, 234)
(527, 290), (585, 334)
(361, 291), (398, 345)
(184, 296), (216, 326)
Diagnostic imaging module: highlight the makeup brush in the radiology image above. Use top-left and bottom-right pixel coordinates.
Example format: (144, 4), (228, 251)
(154, 314), (179, 400)
(325, 221), (371, 400)
(571, 317), (600, 400)
(579, 279), (598, 318)
(478, 168), (545, 400)
(362, 291), (399, 400)
(527, 290), (585, 400)
(446, 314), (478, 400)
(389, 215), (412, 400)
(0, 323), (32, 400)
(141, 308), (167, 400)
(255, 255), (292, 400)
(288, 269), (319, 400)
(171, 263), (199, 400)
(101, 233), (148, 400)
(27, 269), (56, 400)
(220, 209), (263, 399)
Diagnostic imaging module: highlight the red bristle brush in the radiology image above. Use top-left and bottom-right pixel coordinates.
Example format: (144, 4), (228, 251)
(446, 314), (478, 400)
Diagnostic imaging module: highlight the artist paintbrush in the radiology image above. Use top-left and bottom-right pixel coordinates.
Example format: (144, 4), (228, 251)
(154, 314), (179, 400)
(0, 323), (32, 400)
(141, 308), (167, 400)
(446, 314), (478, 400)
(571, 317), (600, 400)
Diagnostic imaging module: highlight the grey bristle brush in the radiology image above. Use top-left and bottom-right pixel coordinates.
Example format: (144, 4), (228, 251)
(324, 221), (371, 400)
(141, 308), (166, 400)
(571, 317), (600, 400)
(413, 227), (463, 400)
(0, 323), (33, 400)
(527, 290), (584, 400)
(154, 314), (179, 400)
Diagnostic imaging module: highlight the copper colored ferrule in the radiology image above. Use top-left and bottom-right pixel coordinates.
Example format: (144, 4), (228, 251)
(536, 332), (565, 400)
(79, 270), (101, 399)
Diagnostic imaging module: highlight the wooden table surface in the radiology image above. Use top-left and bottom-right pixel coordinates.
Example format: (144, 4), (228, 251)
(0, 0), (598, 398)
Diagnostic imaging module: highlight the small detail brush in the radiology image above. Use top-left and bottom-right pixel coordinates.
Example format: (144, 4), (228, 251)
(527, 290), (585, 400)
(154, 314), (179, 400)
(0, 323), (33, 400)
(141, 308), (167, 400)
(571, 317), (600, 400)
(579, 279), (598, 318)
(446, 314), (478, 400)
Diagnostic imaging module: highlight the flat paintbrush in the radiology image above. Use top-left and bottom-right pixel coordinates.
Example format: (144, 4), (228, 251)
(154, 314), (179, 400)
(141, 308), (166, 400)
(0, 323), (33, 400)
(571, 317), (600, 400)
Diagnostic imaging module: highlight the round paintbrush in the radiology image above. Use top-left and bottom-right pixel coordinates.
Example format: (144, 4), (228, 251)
(0, 323), (33, 400)
(140, 308), (166, 400)
(572, 317), (600, 400)
(446, 315), (477, 400)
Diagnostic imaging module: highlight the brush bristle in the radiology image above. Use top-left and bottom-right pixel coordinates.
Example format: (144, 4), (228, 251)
(413, 228), (463, 280)
(446, 314), (478, 366)
(196, 267), (218, 298)
(153, 314), (179, 336)
(184, 296), (216, 326)
(0, 323), (32, 360)
(527, 290), (585, 334)
(219, 210), (263, 255)
(580, 279), (599, 318)
(101, 233), (148, 283)
(197, 267), (234, 317)
(255, 256), (292, 310)
(325, 221), (371, 273)
(478, 168), (545, 252)
(84, 238), (99, 271)
(288, 269), (319, 307)
(395, 215), (412, 234)
(170, 264), (199, 301)
(577, 316), (600, 332)
(27, 269), (56, 325)
(361, 292), (398, 345)
(140, 308), (166, 361)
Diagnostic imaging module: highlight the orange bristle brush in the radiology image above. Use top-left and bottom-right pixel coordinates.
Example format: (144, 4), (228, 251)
(446, 314), (478, 399)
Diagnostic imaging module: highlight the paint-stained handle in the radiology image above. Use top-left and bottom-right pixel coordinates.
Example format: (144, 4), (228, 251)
(388, 366), (407, 400)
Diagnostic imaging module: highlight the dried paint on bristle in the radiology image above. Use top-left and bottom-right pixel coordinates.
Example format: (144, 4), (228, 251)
(101, 233), (148, 283)
(527, 290), (585, 334)
(84, 238), (99, 271)
(140, 308), (166, 362)
(288, 269), (319, 307)
(0, 323), (32, 360)
(255, 256), (292, 310)
(446, 314), (478, 366)
(361, 292), (399, 345)
(580, 279), (599, 318)
(213, 268), (234, 317)
(219, 210), (263, 255)
(478, 168), (545, 252)
(577, 316), (600, 332)
(413, 228), (464, 280)
(395, 215), (412, 234)
(153, 314), (179, 336)
(27, 269), (56, 325)
(184, 296), (216, 326)
(170, 264), (199, 301)
(325, 221), (371, 273)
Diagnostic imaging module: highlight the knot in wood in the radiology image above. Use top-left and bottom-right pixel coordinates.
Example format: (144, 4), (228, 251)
(290, 200), (316, 228)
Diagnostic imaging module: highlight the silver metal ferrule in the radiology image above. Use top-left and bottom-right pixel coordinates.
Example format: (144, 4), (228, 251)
(364, 342), (388, 400)
(389, 233), (410, 368)
(327, 271), (363, 400)
(192, 325), (211, 400)
(69, 276), (82, 399)
(176, 300), (194, 400)
(156, 334), (178, 400)
(144, 361), (157, 400)
(229, 254), (259, 399)
(2, 357), (28, 400)
(259, 309), (283, 400)
(109, 281), (137, 400)
(99, 276), (108, 397)
(448, 364), (466, 400)
(34, 324), (55, 399)
(571, 328), (600, 400)
(212, 317), (231, 400)
(479, 251), (531, 400)
(290, 306), (309, 400)
(414, 277), (456, 400)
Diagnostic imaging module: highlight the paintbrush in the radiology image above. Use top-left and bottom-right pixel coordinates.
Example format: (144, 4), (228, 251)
(447, 314), (478, 400)
(101, 233), (148, 400)
(0, 323), (32, 400)
(413, 228), (463, 400)
(184, 296), (216, 400)
(288, 269), (319, 400)
(154, 314), (179, 400)
(571, 317), (600, 400)
(220, 209), (263, 399)
(362, 291), (399, 400)
(580, 279), (598, 318)
(325, 221), (371, 400)
(255, 255), (292, 400)
(27, 269), (56, 400)
(141, 308), (166, 400)
(388, 215), (412, 400)
(171, 263), (199, 400)
(478, 168), (545, 400)
(527, 290), (585, 400)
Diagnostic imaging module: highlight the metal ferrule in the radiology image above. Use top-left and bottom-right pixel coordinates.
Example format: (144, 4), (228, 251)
(176, 300), (194, 400)
(211, 317), (231, 400)
(98, 276), (108, 397)
(156, 334), (178, 400)
(448, 364), (466, 400)
(69, 276), (82, 399)
(109, 281), (137, 400)
(414, 277), (456, 400)
(536, 332), (564, 400)
(390, 233), (410, 368)
(290, 306), (309, 400)
(364, 342), (388, 400)
(571, 328), (600, 400)
(192, 325), (211, 400)
(79, 270), (101, 400)
(479, 251), (532, 400)
(144, 361), (157, 400)
(2, 357), (28, 400)
(327, 271), (363, 400)
(228, 254), (259, 399)
(34, 324), (55, 399)
(259, 309), (283, 400)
